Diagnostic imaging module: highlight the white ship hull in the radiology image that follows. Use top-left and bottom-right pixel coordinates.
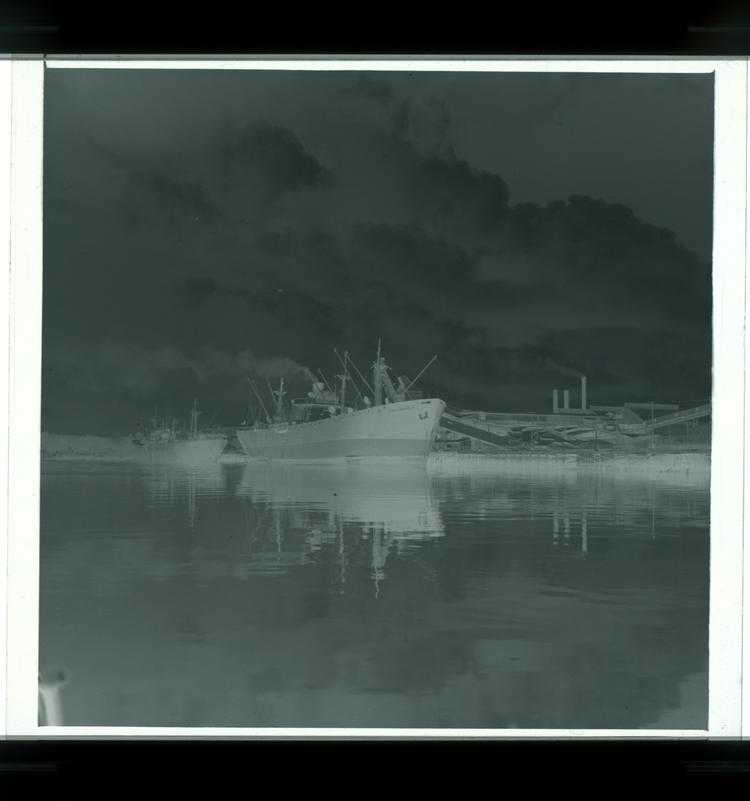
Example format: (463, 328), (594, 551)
(136, 435), (227, 465)
(236, 398), (446, 460)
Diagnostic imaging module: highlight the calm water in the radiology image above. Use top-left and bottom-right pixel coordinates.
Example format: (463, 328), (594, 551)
(39, 457), (709, 729)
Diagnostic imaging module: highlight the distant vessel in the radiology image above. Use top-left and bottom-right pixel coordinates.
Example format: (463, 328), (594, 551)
(132, 400), (227, 464)
(236, 344), (445, 461)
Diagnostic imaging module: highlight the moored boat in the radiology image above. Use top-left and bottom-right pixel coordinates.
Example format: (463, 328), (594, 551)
(236, 345), (445, 461)
(132, 400), (227, 464)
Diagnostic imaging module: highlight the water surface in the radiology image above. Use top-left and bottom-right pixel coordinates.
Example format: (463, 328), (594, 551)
(39, 457), (709, 729)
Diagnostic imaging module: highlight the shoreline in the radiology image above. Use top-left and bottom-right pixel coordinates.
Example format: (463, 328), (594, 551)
(39, 431), (710, 482)
(426, 451), (710, 487)
(40, 447), (710, 483)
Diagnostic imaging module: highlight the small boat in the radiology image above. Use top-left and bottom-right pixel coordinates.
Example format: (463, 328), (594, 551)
(132, 400), (227, 464)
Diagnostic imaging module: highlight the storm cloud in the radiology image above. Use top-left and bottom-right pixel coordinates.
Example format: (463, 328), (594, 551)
(42, 69), (713, 433)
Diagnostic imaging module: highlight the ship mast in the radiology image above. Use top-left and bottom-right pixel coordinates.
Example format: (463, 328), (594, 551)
(373, 339), (384, 407)
(372, 344), (438, 407)
(189, 399), (200, 438)
(337, 350), (348, 410)
(274, 377), (285, 419)
(337, 349), (372, 400)
(372, 340), (404, 405)
(248, 379), (272, 424)
(334, 348), (365, 404)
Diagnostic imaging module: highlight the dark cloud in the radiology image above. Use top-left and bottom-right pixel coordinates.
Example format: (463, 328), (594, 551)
(347, 75), (455, 160)
(42, 69), (713, 433)
(119, 167), (219, 228)
(219, 123), (331, 192)
(44, 342), (315, 393)
(346, 76), (395, 105)
(181, 276), (220, 307)
(42, 342), (316, 434)
(406, 155), (510, 236)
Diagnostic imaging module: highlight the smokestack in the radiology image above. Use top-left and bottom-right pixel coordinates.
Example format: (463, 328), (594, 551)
(581, 376), (587, 411)
(553, 389), (559, 413)
(563, 390), (570, 410)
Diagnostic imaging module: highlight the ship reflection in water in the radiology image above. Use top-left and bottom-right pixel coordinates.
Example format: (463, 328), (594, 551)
(236, 461), (443, 594)
(39, 457), (708, 729)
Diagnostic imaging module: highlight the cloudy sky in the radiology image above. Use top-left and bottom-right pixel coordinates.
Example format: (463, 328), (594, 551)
(42, 68), (713, 434)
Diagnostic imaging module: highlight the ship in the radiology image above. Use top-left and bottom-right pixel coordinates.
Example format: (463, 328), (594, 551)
(235, 345), (446, 461)
(132, 400), (228, 464)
